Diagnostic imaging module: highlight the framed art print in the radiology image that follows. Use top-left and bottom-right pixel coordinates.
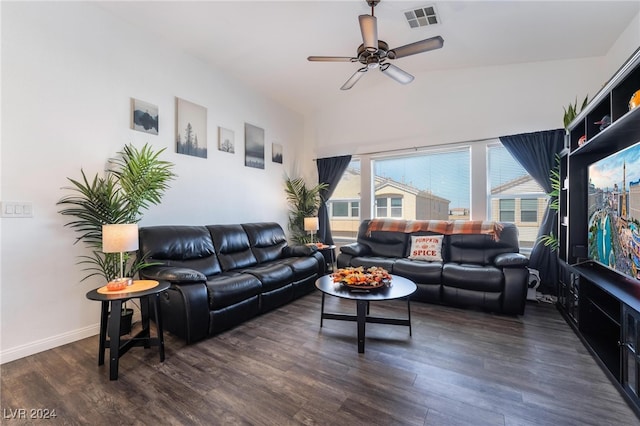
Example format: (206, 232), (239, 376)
(131, 98), (158, 135)
(244, 123), (265, 169)
(218, 127), (235, 153)
(176, 97), (207, 158)
(272, 143), (283, 164)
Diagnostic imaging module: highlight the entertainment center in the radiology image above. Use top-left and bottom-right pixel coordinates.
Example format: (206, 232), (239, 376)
(557, 46), (640, 416)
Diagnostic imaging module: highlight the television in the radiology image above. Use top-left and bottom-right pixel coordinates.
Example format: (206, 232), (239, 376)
(587, 140), (640, 280)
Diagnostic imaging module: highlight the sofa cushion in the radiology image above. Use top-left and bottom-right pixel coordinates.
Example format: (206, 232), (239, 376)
(242, 222), (288, 263)
(442, 263), (503, 292)
(208, 224), (258, 271)
(448, 224), (519, 265)
(408, 235), (444, 261)
(348, 256), (397, 272)
(138, 226), (222, 276)
(241, 261), (294, 292)
(279, 256), (320, 281)
(356, 220), (408, 258)
(393, 258), (442, 284)
(206, 272), (262, 310)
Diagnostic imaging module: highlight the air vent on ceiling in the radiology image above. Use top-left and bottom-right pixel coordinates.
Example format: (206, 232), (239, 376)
(404, 5), (440, 29)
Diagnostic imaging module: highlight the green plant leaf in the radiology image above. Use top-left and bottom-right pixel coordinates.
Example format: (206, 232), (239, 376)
(58, 143), (176, 282)
(284, 175), (328, 244)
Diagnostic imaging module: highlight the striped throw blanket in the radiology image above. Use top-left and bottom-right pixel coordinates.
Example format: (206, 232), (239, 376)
(365, 219), (504, 241)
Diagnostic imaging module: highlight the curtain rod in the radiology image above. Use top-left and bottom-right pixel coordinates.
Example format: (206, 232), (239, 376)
(314, 136), (500, 160)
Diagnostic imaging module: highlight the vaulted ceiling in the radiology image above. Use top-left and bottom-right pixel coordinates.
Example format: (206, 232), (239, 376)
(97, 1), (640, 114)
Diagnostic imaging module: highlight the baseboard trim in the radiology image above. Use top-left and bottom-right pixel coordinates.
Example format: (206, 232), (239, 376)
(0, 324), (100, 364)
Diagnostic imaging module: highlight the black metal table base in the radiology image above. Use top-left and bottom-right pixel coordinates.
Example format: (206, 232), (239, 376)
(319, 293), (412, 353)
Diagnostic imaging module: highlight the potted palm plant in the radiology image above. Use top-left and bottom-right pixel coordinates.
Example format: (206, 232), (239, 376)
(284, 176), (328, 244)
(539, 95), (589, 251)
(58, 143), (176, 333)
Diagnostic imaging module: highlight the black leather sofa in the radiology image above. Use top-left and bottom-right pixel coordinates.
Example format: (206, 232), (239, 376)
(337, 220), (529, 315)
(137, 222), (325, 343)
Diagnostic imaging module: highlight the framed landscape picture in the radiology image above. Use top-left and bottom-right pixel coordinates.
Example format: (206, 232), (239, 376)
(244, 123), (265, 169)
(176, 97), (207, 159)
(218, 127), (235, 153)
(131, 98), (158, 135)
(272, 143), (283, 164)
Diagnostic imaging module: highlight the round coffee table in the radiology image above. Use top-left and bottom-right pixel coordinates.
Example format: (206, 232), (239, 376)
(315, 274), (417, 353)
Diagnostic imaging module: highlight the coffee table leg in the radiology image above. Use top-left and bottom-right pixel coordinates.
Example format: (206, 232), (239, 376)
(320, 293), (325, 328)
(407, 297), (412, 337)
(356, 300), (367, 353)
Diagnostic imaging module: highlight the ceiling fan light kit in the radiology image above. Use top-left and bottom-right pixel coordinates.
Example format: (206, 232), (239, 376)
(308, 0), (444, 90)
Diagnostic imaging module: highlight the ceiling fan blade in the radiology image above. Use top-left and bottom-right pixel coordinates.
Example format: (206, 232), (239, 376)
(308, 56), (356, 62)
(380, 63), (414, 85)
(388, 36), (444, 59)
(359, 14), (378, 52)
(341, 67), (368, 90)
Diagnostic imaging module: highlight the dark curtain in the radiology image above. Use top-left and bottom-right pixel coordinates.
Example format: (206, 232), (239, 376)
(500, 129), (565, 295)
(317, 155), (352, 245)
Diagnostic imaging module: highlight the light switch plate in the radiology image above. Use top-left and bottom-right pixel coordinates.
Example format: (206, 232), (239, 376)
(0, 202), (33, 218)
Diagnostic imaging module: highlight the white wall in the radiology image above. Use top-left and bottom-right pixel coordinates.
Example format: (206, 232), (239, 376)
(0, 2), (304, 362)
(604, 11), (640, 79)
(309, 56), (604, 159)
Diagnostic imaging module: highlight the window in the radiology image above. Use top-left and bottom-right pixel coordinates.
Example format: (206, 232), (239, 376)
(375, 197), (403, 218)
(329, 200), (359, 218)
(351, 201), (359, 217)
(373, 148), (470, 221)
(391, 197), (402, 217)
(327, 160), (361, 243)
(520, 198), (538, 222)
(488, 144), (547, 250)
(499, 199), (515, 222)
(331, 201), (349, 217)
(375, 197), (387, 217)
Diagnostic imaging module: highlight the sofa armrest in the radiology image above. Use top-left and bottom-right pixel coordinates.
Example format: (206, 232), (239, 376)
(340, 243), (371, 257)
(494, 253), (529, 268)
(282, 244), (318, 257)
(140, 265), (207, 283)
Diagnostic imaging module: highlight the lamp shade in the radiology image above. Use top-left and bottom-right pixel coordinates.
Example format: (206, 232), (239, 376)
(304, 217), (319, 232)
(102, 224), (139, 253)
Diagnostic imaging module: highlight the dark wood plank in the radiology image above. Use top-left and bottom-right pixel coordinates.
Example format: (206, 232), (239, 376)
(1, 291), (638, 425)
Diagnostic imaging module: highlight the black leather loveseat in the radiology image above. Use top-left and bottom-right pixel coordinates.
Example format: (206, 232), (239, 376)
(138, 222), (325, 343)
(337, 220), (529, 315)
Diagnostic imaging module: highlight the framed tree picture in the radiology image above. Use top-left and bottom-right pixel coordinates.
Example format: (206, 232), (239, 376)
(272, 143), (283, 164)
(218, 127), (235, 153)
(176, 97), (207, 159)
(244, 123), (265, 169)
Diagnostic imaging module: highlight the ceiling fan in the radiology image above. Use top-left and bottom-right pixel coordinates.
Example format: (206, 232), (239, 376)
(308, 0), (444, 90)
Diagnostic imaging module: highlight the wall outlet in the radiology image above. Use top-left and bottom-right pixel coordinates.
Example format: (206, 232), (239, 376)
(1, 202), (33, 218)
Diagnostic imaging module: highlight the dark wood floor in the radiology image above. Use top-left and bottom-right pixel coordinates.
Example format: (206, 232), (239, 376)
(2, 291), (639, 425)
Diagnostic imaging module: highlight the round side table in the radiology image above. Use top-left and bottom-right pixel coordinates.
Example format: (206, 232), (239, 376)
(86, 280), (170, 380)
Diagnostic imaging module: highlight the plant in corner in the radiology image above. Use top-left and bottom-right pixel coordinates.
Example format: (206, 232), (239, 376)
(57, 143), (176, 283)
(284, 176), (328, 244)
(539, 95), (589, 251)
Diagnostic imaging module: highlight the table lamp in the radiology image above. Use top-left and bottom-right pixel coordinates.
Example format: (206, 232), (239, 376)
(304, 217), (319, 244)
(102, 223), (139, 286)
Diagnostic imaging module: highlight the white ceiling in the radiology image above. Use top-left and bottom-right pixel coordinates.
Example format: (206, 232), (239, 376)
(97, 0), (640, 115)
